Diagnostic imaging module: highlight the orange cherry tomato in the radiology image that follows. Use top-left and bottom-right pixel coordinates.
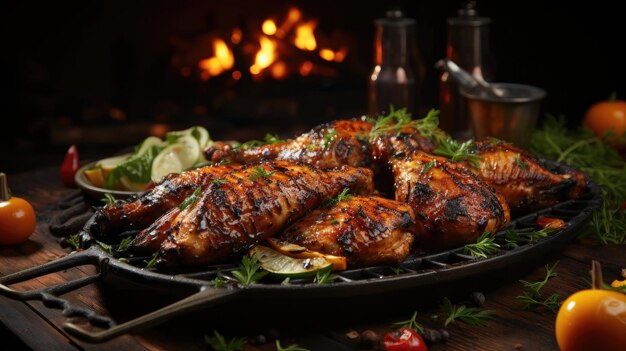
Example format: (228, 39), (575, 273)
(583, 99), (626, 141)
(0, 196), (36, 245)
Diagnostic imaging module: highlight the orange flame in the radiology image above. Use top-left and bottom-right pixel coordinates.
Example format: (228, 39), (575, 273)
(320, 47), (348, 63)
(271, 61), (287, 79)
(277, 7), (302, 38)
(198, 38), (235, 79)
(294, 21), (317, 51)
(250, 36), (277, 75)
(231, 28), (242, 44)
(262, 19), (277, 36)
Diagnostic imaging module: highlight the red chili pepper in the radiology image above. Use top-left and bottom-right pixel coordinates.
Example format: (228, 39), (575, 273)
(60, 145), (80, 187)
(383, 328), (428, 351)
(536, 216), (566, 230)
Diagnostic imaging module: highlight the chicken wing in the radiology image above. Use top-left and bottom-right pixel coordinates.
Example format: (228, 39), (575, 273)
(280, 196), (415, 266)
(204, 119), (373, 168)
(392, 152), (510, 250)
(467, 140), (588, 213)
(154, 161), (374, 266)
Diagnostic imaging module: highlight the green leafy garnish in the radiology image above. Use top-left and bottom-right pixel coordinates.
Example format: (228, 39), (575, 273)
(204, 330), (246, 351)
(369, 106), (414, 139)
(433, 138), (480, 167)
(314, 266), (337, 284)
(441, 297), (495, 326)
(464, 232), (500, 258)
(322, 188), (352, 208)
(305, 144), (317, 151)
(504, 227), (555, 249)
(97, 236), (133, 256)
(211, 274), (228, 288)
(580, 199), (626, 245)
(211, 179), (227, 185)
(179, 187), (202, 211)
(392, 311), (424, 334)
(413, 109), (446, 141)
(322, 129), (338, 150)
(264, 133), (284, 144)
(234, 133), (285, 151)
(248, 167), (275, 180)
(516, 262), (562, 312)
(231, 254), (268, 286)
(329, 219), (340, 225)
(421, 160), (436, 174)
(67, 234), (80, 251)
(145, 251), (159, 268)
(390, 266), (404, 275)
(105, 146), (161, 188)
(513, 153), (529, 169)
(276, 340), (310, 351)
(101, 193), (116, 206)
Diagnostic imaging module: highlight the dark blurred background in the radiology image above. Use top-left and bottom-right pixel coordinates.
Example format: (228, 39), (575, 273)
(1, 0), (624, 174)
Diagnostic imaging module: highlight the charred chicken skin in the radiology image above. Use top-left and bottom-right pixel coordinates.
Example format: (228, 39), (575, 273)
(86, 164), (241, 241)
(467, 141), (588, 213)
(280, 196), (415, 266)
(392, 152), (510, 250)
(153, 161), (374, 266)
(204, 119), (374, 168)
(370, 125), (437, 164)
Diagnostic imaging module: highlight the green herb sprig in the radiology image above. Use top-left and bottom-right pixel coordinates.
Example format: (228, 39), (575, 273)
(322, 188), (352, 208)
(322, 128), (338, 150)
(314, 266), (337, 284)
(101, 193), (116, 206)
(392, 311), (425, 334)
(464, 232), (500, 258)
(276, 340), (310, 351)
(433, 138), (481, 167)
(204, 330), (246, 351)
(504, 227), (555, 249)
(97, 236), (133, 256)
(234, 133), (286, 151)
(231, 254), (268, 286)
(516, 262), (562, 312)
(179, 187), (202, 211)
(441, 297), (495, 326)
(248, 166), (275, 180)
(67, 234), (81, 251)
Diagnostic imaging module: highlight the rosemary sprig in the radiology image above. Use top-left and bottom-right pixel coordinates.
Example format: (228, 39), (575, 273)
(392, 311), (425, 334)
(231, 254), (268, 286)
(413, 109), (446, 141)
(101, 193), (116, 206)
(204, 330), (246, 351)
(67, 234), (80, 251)
(276, 341), (310, 351)
(504, 227), (555, 249)
(464, 232), (500, 258)
(441, 297), (495, 326)
(433, 138), (481, 167)
(97, 236), (133, 256)
(314, 266), (337, 284)
(145, 251), (159, 268)
(516, 262), (562, 311)
(368, 106), (414, 139)
(248, 166), (275, 180)
(322, 188), (352, 208)
(179, 187), (202, 211)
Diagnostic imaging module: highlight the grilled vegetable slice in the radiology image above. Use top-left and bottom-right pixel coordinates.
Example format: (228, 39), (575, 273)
(250, 245), (333, 278)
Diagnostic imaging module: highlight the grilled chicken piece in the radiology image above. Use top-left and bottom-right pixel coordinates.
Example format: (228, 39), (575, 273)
(467, 141), (588, 213)
(280, 196), (415, 266)
(205, 119), (373, 168)
(153, 161), (374, 266)
(392, 152), (510, 250)
(85, 164), (240, 240)
(371, 125), (436, 164)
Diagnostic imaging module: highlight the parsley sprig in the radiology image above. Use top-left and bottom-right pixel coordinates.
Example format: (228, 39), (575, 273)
(516, 262), (562, 312)
(231, 254), (268, 286)
(248, 166), (275, 180)
(464, 232), (500, 258)
(441, 297), (495, 326)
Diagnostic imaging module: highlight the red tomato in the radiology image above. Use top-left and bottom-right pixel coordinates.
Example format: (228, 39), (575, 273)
(383, 328), (428, 351)
(60, 145), (80, 187)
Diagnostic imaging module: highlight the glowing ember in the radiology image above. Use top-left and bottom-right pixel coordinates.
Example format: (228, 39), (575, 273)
(294, 21), (317, 51)
(271, 61), (287, 79)
(250, 36), (277, 75)
(231, 28), (242, 44)
(262, 19), (277, 36)
(198, 38), (235, 79)
(300, 61), (313, 76)
(334, 47), (347, 62)
(277, 7), (302, 38)
(319, 48), (335, 61)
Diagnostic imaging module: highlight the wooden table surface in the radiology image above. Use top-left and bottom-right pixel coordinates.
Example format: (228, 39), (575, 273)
(1, 167), (625, 351)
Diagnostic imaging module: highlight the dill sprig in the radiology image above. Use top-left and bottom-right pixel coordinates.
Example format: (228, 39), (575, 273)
(179, 187), (202, 210)
(248, 166), (275, 180)
(433, 138), (481, 167)
(464, 232), (500, 258)
(516, 262), (562, 312)
(204, 330), (246, 351)
(231, 254), (268, 286)
(369, 107), (446, 142)
(441, 297), (495, 326)
(392, 311), (425, 334)
(529, 115), (626, 244)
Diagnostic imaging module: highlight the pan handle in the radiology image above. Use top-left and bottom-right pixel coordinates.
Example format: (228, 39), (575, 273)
(0, 248), (114, 328)
(62, 286), (241, 343)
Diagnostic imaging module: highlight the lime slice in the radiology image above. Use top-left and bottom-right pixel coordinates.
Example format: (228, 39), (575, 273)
(135, 136), (164, 156)
(151, 144), (184, 182)
(167, 126), (211, 148)
(250, 245), (332, 278)
(267, 238), (347, 271)
(176, 135), (201, 169)
(119, 176), (149, 191)
(97, 154), (131, 177)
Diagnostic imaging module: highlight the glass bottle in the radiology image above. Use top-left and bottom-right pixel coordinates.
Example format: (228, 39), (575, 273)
(439, 1), (493, 138)
(369, 10), (423, 116)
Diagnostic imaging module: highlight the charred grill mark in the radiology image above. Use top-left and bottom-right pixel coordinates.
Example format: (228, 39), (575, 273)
(444, 197), (468, 222)
(413, 182), (433, 199)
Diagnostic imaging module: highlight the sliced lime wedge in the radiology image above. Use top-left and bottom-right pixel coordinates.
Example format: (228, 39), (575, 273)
(167, 126), (211, 148)
(151, 144), (184, 182)
(135, 136), (164, 156)
(250, 245), (332, 278)
(175, 135), (201, 169)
